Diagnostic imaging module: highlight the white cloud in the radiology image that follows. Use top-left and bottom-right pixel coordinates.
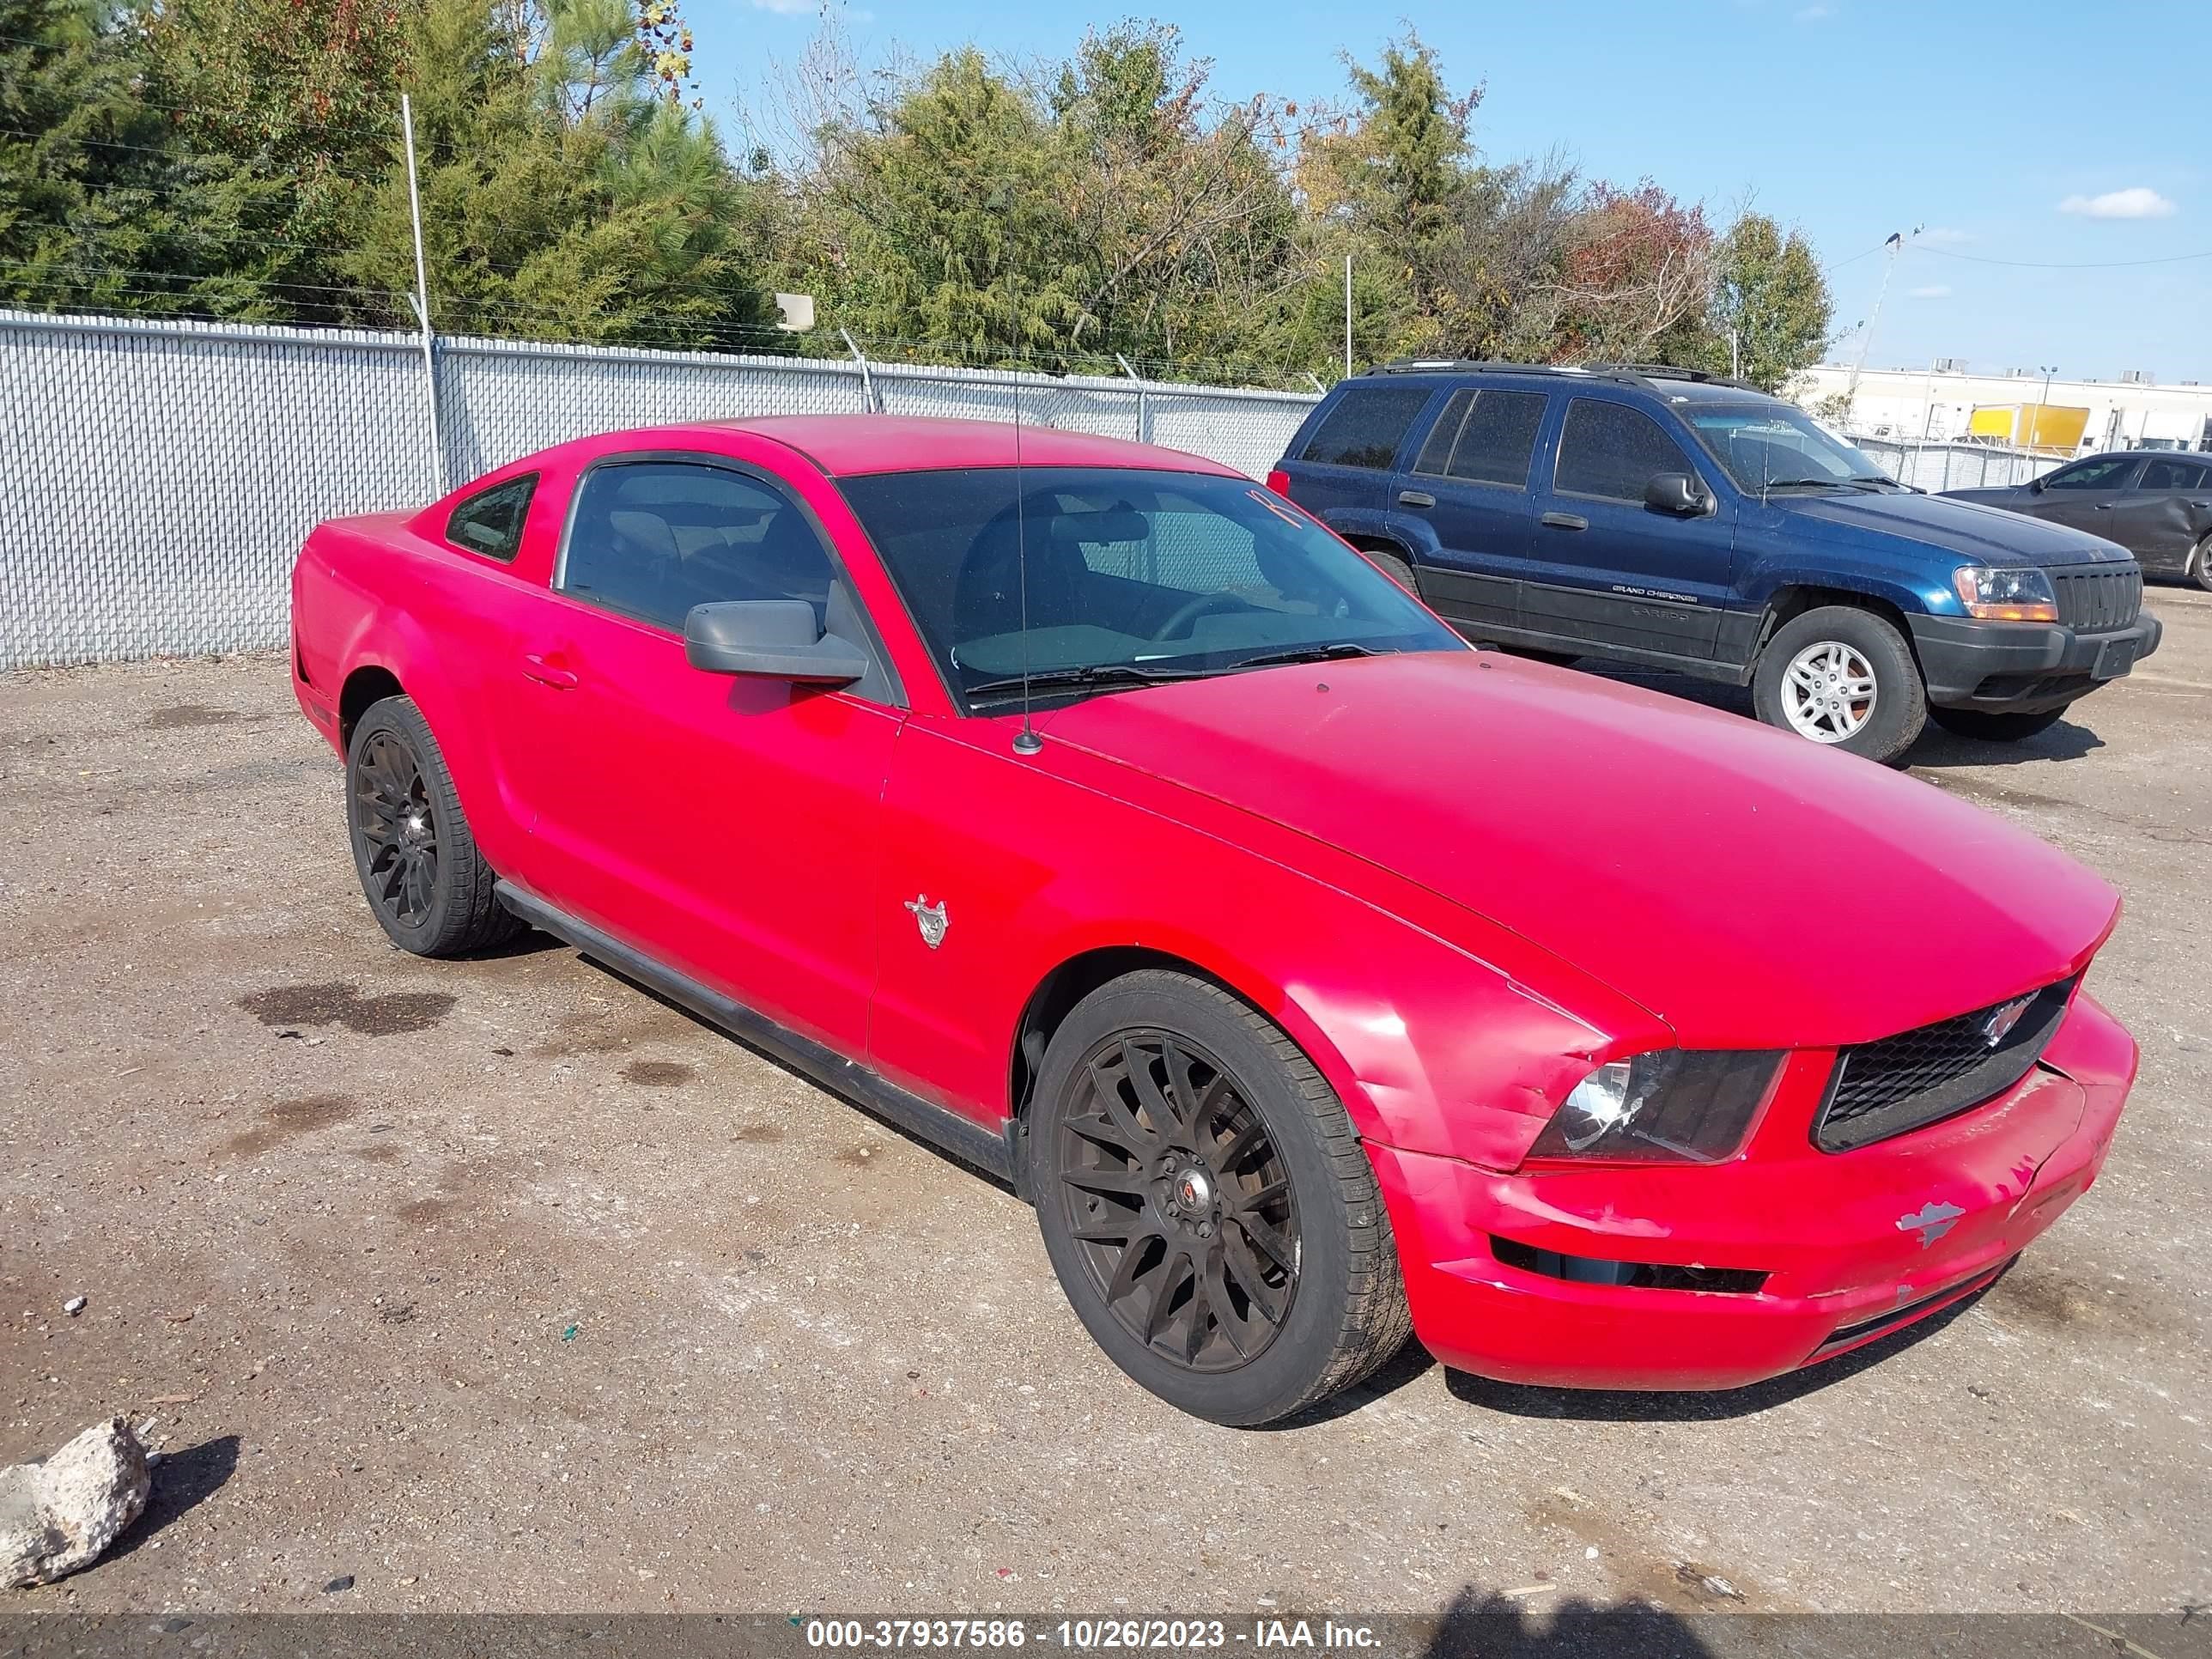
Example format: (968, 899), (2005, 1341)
(1907, 284), (1952, 299)
(748, 0), (814, 12)
(1918, 226), (1971, 245)
(1793, 3), (1831, 17)
(2058, 187), (2178, 220)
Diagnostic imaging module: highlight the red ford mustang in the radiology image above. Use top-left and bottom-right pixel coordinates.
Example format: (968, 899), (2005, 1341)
(290, 416), (2137, 1425)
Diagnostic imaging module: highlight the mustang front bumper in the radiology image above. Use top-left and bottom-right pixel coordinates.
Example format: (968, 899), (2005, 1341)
(1369, 990), (2136, 1391)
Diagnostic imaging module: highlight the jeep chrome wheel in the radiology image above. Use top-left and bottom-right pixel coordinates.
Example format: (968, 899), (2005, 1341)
(1780, 640), (1879, 744)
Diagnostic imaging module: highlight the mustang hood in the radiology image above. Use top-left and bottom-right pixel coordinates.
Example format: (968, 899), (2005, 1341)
(1776, 489), (2133, 568)
(1043, 652), (2118, 1048)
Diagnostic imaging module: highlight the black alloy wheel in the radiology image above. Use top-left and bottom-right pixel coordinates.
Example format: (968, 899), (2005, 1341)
(343, 695), (521, 957)
(1054, 1030), (1299, 1372)
(354, 728), (441, 928)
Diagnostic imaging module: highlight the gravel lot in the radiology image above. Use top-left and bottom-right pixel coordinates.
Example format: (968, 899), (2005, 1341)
(3, 588), (2208, 1622)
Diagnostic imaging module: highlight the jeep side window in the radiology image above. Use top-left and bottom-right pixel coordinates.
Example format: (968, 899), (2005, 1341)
(1412, 389), (1546, 489)
(1554, 399), (1696, 502)
(1298, 386), (1434, 471)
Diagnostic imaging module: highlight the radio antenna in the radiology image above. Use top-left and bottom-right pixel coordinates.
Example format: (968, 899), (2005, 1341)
(1010, 375), (1042, 757)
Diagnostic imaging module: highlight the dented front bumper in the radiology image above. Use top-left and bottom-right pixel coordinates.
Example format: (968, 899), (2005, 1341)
(1370, 990), (2137, 1391)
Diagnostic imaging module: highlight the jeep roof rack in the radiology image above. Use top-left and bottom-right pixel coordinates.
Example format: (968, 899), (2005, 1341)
(1364, 358), (1763, 395)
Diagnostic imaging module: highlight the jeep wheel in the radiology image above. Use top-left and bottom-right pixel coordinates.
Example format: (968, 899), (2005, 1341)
(1358, 545), (1420, 595)
(1752, 605), (1926, 763)
(1030, 970), (1410, 1425)
(346, 696), (522, 957)
(1929, 705), (2069, 743)
(2191, 532), (2212, 594)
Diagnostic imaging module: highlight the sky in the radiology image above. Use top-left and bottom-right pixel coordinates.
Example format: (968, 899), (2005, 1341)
(693, 0), (2212, 383)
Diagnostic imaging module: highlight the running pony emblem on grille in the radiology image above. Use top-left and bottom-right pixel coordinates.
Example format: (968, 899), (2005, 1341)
(1895, 1200), (1966, 1249)
(1979, 994), (2035, 1049)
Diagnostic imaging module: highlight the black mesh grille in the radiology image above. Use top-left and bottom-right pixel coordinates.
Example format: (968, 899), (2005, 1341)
(2051, 566), (2141, 633)
(1814, 978), (2076, 1153)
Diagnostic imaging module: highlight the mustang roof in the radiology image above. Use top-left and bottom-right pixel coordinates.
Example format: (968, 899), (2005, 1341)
(702, 415), (1238, 478)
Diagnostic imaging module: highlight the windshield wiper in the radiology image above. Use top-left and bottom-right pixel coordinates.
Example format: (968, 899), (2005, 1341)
(1765, 476), (1891, 494)
(1225, 641), (1382, 671)
(963, 662), (1218, 702)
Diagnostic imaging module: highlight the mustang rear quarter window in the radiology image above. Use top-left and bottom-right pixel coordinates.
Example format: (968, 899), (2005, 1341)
(445, 472), (538, 562)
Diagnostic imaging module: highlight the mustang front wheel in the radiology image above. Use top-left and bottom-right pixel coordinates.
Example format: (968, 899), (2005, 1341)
(1030, 969), (1410, 1425)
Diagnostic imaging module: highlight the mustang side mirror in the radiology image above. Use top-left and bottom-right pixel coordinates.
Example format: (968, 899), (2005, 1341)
(1644, 472), (1711, 515)
(2028, 475), (2048, 493)
(684, 599), (869, 685)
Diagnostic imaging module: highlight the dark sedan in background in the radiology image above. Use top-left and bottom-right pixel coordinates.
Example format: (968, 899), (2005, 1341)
(1948, 451), (2212, 591)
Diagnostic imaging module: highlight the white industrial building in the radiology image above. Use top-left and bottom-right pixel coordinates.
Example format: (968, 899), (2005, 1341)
(1794, 362), (2212, 455)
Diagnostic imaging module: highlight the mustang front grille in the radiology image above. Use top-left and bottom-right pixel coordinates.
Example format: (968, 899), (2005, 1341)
(1814, 977), (2077, 1153)
(2051, 566), (2141, 634)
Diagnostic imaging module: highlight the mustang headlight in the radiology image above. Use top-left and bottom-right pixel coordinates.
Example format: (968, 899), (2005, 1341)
(1953, 564), (2058, 623)
(1528, 1050), (1784, 1164)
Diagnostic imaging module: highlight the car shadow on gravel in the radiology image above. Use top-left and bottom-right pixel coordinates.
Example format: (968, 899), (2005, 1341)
(1906, 720), (2105, 769)
(1442, 1291), (1984, 1424)
(1423, 1584), (1713, 1657)
(104, 1434), (240, 1562)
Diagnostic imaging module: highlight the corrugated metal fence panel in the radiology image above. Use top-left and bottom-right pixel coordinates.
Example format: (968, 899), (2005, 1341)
(1855, 437), (2057, 493)
(0, 309), (1319, 671)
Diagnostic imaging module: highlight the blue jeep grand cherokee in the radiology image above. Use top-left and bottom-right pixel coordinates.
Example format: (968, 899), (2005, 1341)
(1268, 362), (2161, 762)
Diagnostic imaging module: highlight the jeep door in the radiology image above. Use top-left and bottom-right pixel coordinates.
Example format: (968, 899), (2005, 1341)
(1521, 395), (1734, 664)
(1395, 386), (1546, 639)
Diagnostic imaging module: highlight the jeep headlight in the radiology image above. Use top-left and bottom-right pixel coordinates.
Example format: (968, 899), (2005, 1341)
(1953, 565), (2058, 623)
(1528, 1050), (1784, 1164)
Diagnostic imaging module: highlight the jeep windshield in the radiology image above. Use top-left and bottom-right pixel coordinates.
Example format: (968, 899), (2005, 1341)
(837, 465), (1465, 710)
(1686, 404), (1899, 494)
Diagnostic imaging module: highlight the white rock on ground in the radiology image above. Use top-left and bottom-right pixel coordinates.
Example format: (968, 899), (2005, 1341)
(1, 1419), (153, 1589)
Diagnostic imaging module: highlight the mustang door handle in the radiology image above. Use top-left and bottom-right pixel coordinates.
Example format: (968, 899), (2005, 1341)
(2094, 502), (2115, 510)
(1398, 489), (1437, 508)
(1540, 511), (1589, 531)
(522, 653), (580, 690)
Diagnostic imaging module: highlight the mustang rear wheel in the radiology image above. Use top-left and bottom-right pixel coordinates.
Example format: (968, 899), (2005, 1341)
(1030, 969), (1410, 1425)
(346, 696), (521, 957)
(1752, 605), (1926, 763)
(2191, 533), (2212, 594)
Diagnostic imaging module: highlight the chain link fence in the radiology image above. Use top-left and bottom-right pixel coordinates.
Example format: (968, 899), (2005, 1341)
(0, 309), (1319, 671)
(1851, 437), (2059, 493)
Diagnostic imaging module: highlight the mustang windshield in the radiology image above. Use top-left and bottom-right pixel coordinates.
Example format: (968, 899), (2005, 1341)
(838, 466), (1465, 709)
(1685, 404), (1897, 493)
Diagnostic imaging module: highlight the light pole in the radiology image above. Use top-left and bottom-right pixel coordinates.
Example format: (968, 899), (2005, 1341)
(2033, 365), (2057, 453)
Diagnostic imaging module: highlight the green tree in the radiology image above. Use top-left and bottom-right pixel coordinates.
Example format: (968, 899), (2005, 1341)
(1707, 211), (1830, 391)
(0, 0), (233, 314)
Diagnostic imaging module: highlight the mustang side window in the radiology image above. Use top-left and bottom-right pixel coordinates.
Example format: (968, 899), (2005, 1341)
(1554, 399), (1698, 502)
(560, 462), (836, 634)
(445, 473), (537, 562)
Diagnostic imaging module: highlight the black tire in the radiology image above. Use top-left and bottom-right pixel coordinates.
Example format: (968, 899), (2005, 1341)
(2191, 533), (2212, 594)
(345, 696), (522, 957)
(1751, 605), (1927, 763)
(1929, 705), (2069, 743)
(1030, 969), (1411, 1425)
(1357, 544), (1420, 595)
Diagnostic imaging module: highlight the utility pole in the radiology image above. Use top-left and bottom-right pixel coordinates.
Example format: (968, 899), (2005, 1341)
(1845, 230), (1911, 424)
(1344, 254), (1353, 380)
(400, 94), (445, 495)
(2033, 365), (2058, 453)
